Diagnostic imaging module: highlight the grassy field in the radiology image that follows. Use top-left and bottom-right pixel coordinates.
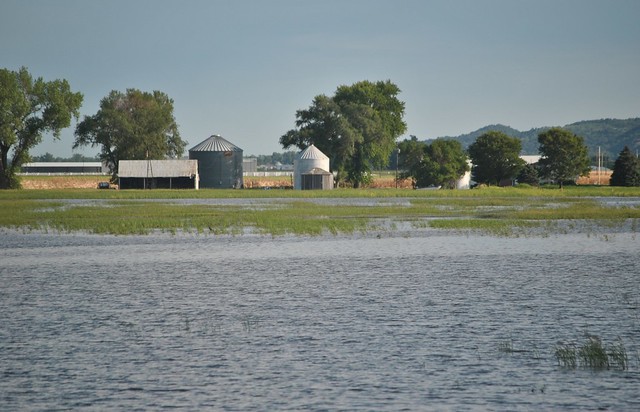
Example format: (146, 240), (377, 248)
(3, 176), (640, 236)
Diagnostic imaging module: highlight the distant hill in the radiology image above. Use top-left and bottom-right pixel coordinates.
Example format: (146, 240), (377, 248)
(437, 118), (640, 158)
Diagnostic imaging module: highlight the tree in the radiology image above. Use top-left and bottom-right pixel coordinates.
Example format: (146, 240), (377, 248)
(280, 80), (406, 188)
(33, 152), (57, 162)
(516, 163), (540, 186)
(74, 89), (185, 178)
(398, 136), (428, 188)
(0, 67), (83, 189)
(421, 139), (469, 189)
(467, 131), (525, 186)
(610, 146), (640, 186)
(538, 127), (591, 188)
(399, 138), (468, 189)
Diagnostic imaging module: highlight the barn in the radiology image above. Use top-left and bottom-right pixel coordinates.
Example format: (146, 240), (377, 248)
(293, 145), (333, 190)
(189, 134), (243, 188)
(118, 160), (199, 189)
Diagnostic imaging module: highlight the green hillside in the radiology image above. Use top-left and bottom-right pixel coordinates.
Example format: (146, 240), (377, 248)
(438, 118), (640, 160)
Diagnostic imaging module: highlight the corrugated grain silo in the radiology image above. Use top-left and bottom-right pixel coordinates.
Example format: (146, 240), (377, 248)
(189, 134), (243, 188)
(293, 144), (332, 190)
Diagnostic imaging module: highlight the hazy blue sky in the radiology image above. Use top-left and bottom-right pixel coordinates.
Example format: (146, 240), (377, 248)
(2, 0), (639, 157)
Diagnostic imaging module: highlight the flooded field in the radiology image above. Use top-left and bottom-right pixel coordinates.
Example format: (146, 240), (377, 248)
(1, 229), (639, 410)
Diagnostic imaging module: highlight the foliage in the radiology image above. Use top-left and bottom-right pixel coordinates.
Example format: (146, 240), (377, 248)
(30, 152), (100, 162)
(517, 163), (540, 186)
(399, 138), (469, 189)
(441, 118), (640, 160)
(610, 146), (640, 186)
(538, 127), (591, 188)
(397, 136), (427, 188)
(468, 131), (525, 186)
(74, 89), (186, 178)
(555, 336), (628, 370)
(0, 67), (83, 189)
(253, 151), (297, 167)
(279, 80), (406, 188)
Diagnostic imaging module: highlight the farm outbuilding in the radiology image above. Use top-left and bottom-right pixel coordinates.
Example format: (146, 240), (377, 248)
(118, 160), (199, 189)
(189, 134), (243, 188)
(293, 145), (332, 190)
(20, 162), (107, 174)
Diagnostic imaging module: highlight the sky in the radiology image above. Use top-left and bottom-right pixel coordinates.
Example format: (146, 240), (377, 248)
(2, 0), (639, 158)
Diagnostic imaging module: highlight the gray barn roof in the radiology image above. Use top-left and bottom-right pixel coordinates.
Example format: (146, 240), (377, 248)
(189, 134), (242, 152)
(118, 160), (198, 178)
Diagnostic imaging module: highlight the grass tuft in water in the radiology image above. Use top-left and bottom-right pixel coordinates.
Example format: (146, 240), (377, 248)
(555, 335), (628, 370)
(578, 336), (609, 369)
(607, 338), (629, 370)
(498, 340), (514, 354)
(554, 343), (577, 368)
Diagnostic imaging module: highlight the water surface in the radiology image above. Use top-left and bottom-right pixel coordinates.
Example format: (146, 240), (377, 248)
(1, 230), (639, 410)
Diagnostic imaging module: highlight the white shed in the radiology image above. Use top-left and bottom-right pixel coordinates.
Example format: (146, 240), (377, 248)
(118, 160), (199, 189)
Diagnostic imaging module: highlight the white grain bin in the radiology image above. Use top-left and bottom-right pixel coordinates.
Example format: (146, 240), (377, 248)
(293, 145), (332, 190)
(455, 160), (472, 189)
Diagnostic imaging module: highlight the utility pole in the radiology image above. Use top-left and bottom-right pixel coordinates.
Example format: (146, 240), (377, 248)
(597, 146), (601, 185)
(395, 148), (400, 189)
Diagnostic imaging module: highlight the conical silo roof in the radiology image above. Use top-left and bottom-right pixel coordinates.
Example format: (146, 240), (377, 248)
(298, 144), (328, 160)
(189, 134), (242, 152)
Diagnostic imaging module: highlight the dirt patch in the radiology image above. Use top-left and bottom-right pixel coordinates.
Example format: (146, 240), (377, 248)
(576, 170), (612, 185)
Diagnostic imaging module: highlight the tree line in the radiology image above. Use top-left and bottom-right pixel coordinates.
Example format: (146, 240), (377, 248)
(1, 67), (638, 189)
(1, 67), (184, 188)
(30, 153), (101, 163)
(399, 130), (640, 189)
(439, 118), (640, 161)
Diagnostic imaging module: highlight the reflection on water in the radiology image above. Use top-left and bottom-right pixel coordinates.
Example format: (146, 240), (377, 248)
(1, 230), (639, 410)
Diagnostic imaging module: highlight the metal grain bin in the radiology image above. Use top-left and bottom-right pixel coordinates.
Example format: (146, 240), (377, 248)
(293, 145), (331, 190)
(189, 134), (243, 189)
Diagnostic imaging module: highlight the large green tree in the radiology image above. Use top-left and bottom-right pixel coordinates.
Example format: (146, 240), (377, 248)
(537, 127), (591, 188)
(467, 131), (525, 186)
(0, 67), (83, 189)
(399, 138), (468, 189)
(74, 89), (186, 177)
(516, 163), (540, 186)
(610, 146), (640, 186)
(280, 80), (406, 188)
(398, 135), (428, 188)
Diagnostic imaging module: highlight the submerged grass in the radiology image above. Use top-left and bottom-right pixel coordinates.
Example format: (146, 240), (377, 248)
(1, 186), (639, 236)
(555, 336), (629, 370)
(3, 184), (640, 200)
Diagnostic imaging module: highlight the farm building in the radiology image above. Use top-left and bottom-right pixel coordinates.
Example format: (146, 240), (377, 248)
(455, 160), (473, 190)
(118, 160), (199, 189)
(189, 134), (243, 188)
(293, 145), (333, 190)
(20, 162), (107, 174)
(243, 157), (258, 173)
(456, 155), (544, 189)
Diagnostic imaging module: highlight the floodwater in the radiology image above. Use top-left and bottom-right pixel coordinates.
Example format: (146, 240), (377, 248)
(1, 228), (639, 410)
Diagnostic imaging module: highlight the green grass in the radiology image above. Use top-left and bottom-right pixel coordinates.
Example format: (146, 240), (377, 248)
(1, 186), (639, 236)
(555, 336), (629, 370)
(3, 184), (640, 200)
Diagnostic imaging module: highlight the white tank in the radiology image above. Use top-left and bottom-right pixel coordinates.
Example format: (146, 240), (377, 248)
(293, 145), (330, 190)
(455, 160), (473, 189)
